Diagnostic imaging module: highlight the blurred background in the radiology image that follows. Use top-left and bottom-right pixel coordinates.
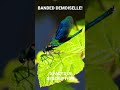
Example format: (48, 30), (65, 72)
(0, 0), (34, 89)
(85, 0), (120, 89)
(0, 0), (34, 77)
(1, 0), (120, 90)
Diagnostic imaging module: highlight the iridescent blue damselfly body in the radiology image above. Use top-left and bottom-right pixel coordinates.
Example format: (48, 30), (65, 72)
(40, 6), (115, 65)
(43, 6), (114, 53)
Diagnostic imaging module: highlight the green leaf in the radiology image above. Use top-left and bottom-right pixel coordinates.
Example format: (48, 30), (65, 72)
(85, 65), (118, 90)
(49, 81), (74, 90)
(36, 21), (85, 87)
(66, 76), (79, 83)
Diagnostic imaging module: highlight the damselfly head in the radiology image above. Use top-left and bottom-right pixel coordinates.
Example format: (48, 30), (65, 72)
(43, 44), (53, 53)
(19, 55), (26, 64)
(47, 44), (52, 48)
(18, 43), (35, 64)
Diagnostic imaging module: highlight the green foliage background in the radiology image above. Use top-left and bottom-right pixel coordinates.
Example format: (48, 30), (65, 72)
(85, 0), (120, 89)
(0, 59), (35, 90)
